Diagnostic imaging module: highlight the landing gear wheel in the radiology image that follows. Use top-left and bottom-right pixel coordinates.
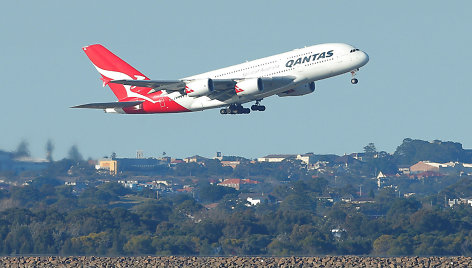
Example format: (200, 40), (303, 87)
(221, 104), (251, 114)
(350, 69), (359, 84)
(251, 100), (266, 111)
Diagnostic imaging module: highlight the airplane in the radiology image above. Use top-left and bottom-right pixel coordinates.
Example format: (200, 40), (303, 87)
(73, 43), (369, 114)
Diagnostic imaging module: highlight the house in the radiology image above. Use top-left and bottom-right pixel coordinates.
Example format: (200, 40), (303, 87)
(334, 155), (360, 166)
(154, 180), (170, 186)
(377, 171), (387, 188)
(184, 155), (207, 163)
(96, 159), (118, 175)
(257, 154), (296, 163)
(239, 193), (274, 206)
(409, 171), (443, 179)
(218, 179), (241, 190)
(410, 161), (472, 175)
(221, 161), (241, 169)
(159, 157), (171, 163)
(296, 153), (316, 165)
(313, 161), (330, 170)
(398, 165), (410, 175)
(331, 229), (345, 239)
(410, 161), (443, 173)
(177, 185), (194, 193)
(349, 153), (366, 161)
(171, 159), (184, 165)
(377, 171), (387, 179)
(118, 180), (139, 189)
(218, 178), (260, 190)
(246, 197), (261, 206)
(448, 198), (472, 207)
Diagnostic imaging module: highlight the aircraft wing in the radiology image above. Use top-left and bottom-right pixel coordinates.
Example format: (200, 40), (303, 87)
(71, 101), (143, 109)
(110, 76), (295, 101)
(110, 80), (185, 91)
(110, 79), (236, 92)
(207, 76), (296, 102)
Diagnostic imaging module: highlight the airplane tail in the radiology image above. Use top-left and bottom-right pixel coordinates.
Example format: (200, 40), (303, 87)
(82, 44), (151, 101)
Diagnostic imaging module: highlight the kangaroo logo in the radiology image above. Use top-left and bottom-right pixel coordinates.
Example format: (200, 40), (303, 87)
(93, 65), (156, 103)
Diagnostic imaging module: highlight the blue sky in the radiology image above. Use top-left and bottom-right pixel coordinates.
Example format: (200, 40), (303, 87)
(1, 1), (471, 160)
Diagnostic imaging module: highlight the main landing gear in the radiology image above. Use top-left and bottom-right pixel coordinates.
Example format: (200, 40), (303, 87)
(219, 100), (266, 115)
(350, 68), (359, 84)
(251, 100), (266, 111)
(220, 104), (250, 114)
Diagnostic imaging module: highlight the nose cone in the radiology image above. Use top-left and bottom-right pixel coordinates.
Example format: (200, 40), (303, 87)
(360, 51), (369, 66)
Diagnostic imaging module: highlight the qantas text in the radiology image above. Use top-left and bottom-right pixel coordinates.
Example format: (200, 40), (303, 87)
(285, 50), (334, 68)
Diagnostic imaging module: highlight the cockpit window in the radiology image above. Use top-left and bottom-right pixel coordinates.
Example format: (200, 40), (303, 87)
(350, 48), (360, 53)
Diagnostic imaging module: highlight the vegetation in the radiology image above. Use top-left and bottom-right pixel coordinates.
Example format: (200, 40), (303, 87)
(1, 138), (472, 256)
(0, 173), (471, 256)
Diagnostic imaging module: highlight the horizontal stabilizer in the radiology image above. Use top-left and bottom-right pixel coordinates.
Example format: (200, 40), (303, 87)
(70, 101), (143, 109)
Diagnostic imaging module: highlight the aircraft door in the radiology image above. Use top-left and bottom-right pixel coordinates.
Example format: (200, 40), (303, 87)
(158, 98), (166, 108)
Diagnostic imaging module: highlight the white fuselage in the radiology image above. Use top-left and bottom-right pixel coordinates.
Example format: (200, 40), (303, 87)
(167, 43), (369, 111)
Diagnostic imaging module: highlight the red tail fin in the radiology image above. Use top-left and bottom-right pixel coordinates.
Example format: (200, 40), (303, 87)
(82, 44), (151, 101)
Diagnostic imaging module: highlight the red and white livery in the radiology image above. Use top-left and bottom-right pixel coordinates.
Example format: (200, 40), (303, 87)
(73, 43), (369, 114)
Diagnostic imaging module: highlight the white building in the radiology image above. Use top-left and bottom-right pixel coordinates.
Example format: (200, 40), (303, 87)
(246, 197), (261, 206)
(257, 154), (296, 163)
(296, 153), (316, 165)
(448, 198), (472, 207)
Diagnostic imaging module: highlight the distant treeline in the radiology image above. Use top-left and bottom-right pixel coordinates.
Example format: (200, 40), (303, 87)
(1, 176), (472, 256)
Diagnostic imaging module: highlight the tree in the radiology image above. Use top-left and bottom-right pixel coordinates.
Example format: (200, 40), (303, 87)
(68, 145), (83, 161)
(394, 138), (465, 165)
(198, 184), (237, 202)
(123, 235), (154, 254)
(46, 139), (54, 162)
(97, 182), (131, 197)
(364, 143), (377, 155)
(280, 194), (316, 212)
(4, 226), (34, 254)
(386, 198), (421, 229)
(373, 234), (394, 255)
(14, 139), (30, 158)
(409, 209), (451, 233)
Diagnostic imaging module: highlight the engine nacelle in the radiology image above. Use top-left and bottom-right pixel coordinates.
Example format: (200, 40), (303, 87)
(277, 82), (315, 97)
(185, 79), (214, 97)
(235, 78), (264, 96)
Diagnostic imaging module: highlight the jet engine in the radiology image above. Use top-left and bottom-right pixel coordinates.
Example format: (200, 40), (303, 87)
(235, 78), (264, 96)
(185, 79), (214, 97)
(277, 82), (315, 97)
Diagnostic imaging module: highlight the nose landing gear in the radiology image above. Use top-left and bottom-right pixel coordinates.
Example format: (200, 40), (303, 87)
(350, 69), (360, 84)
